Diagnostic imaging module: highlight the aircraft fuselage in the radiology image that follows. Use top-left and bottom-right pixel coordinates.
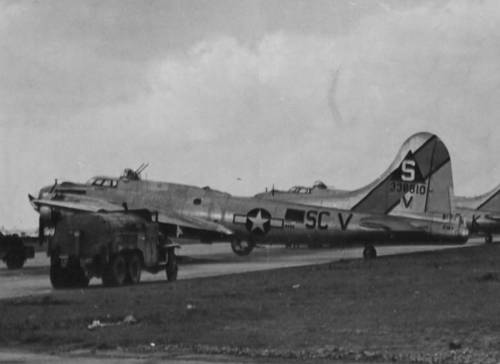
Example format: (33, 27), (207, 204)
(39, 177), (468, 247)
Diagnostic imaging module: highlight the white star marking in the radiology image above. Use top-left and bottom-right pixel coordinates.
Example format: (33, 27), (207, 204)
(248, 210), (269, 232)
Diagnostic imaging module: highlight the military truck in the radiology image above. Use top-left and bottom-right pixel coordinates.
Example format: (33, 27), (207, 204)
(48, 211), (178, 288)
(0, 232), (35, 269)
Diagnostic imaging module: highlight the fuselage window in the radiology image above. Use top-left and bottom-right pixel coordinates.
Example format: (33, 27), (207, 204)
(193, 198), (202, 205)
(285, 209), (305, 223)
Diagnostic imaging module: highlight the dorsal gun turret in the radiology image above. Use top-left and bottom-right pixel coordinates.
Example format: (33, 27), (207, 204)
(121, 163), (149, 181)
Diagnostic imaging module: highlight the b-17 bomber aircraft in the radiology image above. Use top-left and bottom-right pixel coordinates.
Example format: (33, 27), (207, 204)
(29, 142), (467, 287)
(454, 186), (500, 244)
(256, 132), (496, 243)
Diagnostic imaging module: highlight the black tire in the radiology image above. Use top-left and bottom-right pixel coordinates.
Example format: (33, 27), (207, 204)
(50, 259), (68, 289)
(363, 245), (377, 260)
(485, 235), (493, 244)
(50, 258), (89, 289)
(230, 238), (255, 256)
(102, 254), (127, 287)
(5, 251), (25, 270)
(126, 253), (142, 285)
(166, 249), (178, 282)
(68, 264), (90, 288)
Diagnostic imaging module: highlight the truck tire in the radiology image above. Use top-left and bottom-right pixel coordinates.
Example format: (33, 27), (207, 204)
(5, 251), (25, 270)
(166, 248), (178, 282)
(68, 264), (90, 288)
(50, 260), (69, 289)
(102, 254), (127, 287)
(126, 253), (142, 285)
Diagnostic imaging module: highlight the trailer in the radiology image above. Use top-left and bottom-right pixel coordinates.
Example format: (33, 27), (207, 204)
(0, 232), (35, 269)
(48, 211), (178, 288)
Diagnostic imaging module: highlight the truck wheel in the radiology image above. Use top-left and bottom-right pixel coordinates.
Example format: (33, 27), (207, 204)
(102, 254), (127, 287)
(166, 249), (178, 282)
(126, 253), (142, 285)
(5, 251), (25, 270)
(50, 260), (69, 289)
(68, 265), (90, 288)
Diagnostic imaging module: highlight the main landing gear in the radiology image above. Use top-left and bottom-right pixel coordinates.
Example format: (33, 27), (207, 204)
(230, 238), (255, 256)
(363, 244), (377, 260)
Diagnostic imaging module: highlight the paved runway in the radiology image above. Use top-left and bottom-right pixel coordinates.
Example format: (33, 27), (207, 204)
(0, 239), (487, 364)
(0, 239), (483, 300)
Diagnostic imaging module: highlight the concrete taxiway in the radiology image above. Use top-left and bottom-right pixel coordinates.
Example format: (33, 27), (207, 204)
(0, 240), (482, 300)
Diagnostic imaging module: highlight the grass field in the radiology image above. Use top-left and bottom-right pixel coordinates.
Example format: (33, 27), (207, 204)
(1, 244), (500, 363)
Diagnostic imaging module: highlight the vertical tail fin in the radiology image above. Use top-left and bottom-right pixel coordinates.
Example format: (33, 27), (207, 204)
(352, 132), (454, 216)
(456, 184), (500, 212)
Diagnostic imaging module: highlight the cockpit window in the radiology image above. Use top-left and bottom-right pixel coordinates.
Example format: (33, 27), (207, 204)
(87, 178), (118, 188)
(288, 186), (312, 194)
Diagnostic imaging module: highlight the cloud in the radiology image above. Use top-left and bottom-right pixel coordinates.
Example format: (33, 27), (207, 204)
(3, 0), (500, 228)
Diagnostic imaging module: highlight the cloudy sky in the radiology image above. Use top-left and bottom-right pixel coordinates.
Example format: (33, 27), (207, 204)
(1, 0), (500, 229)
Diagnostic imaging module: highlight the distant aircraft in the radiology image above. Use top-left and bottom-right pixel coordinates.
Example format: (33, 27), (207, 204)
(256, 132), (496, 243)
(454, 186), (500, 243)
(29, 141), (467, 285)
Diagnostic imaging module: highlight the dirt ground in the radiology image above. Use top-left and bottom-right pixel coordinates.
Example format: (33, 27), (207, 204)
(0, 243), (499, 363)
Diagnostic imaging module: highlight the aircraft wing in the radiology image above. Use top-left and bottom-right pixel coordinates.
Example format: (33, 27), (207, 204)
(29, 196), (122, 212)
(29, 196), (233, 236)
(484, 214), (500, 222)
(359, 216), (427, 232)
(158, 213), (233, 235)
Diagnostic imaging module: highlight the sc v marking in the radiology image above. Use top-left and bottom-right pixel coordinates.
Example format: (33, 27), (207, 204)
(305, 211), (353, 231)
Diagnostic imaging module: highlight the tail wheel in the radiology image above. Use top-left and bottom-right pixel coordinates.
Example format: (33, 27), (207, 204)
(102, 253), (127, 287)
(166, 248), (178, 282)
(126, 253), (142, 285)
(363, 245), (377, 260)
(5, 251), (25, 270)
(230, 238), (255, 256)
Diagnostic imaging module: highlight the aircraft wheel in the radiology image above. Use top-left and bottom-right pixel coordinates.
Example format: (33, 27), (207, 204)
(126, 253), (142, 285)
(230, 238), (255, 256)
(102, 253), (127, 287)
(485, 235), (493, 244)
(166, 248), (178, 282)
(363, 245), (377, 260)
(5, 251), (25, 270)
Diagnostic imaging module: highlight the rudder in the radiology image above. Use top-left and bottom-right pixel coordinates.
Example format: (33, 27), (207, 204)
(351, 132), (454, 216)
